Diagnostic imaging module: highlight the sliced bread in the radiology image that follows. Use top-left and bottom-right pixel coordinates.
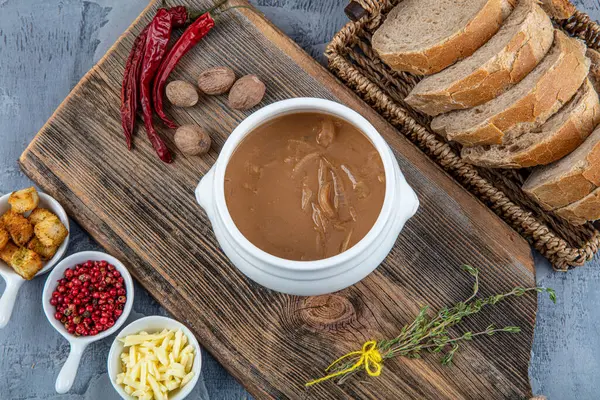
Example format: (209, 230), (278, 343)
(406, 0), (553, 116)
(555, 187), (600, 225)
(539, 0), (577, 20)
(461, 78), (600, 168)
(431, 30), (590, 147)
(587, 49), (600, 90)
(523, 126), (600, 210)
(372, 0), (512, 76)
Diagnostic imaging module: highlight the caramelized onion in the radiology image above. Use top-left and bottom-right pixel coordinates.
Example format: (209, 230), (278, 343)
(293, 152), (320, 176)
(340, 228), (354, 253)
(318, 182), (336, 219)
(316, 118), (336, 148)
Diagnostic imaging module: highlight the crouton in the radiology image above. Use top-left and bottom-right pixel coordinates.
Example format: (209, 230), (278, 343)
(27, 237), (58, 261)
(10, 247), (43, 280)
(8, 187), (39, 214)
(0, 223), (8, 251)
(0, 212), (9, 225)
(34, 215), (67, 247)
(1, 210), (34, 247)
(28, 208), (56, 226)
(0, 241), (19, 264)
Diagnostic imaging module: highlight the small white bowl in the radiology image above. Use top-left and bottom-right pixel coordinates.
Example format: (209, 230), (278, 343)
(42, 251), (134, 394)
(0, 191), (70, 328)
(107, 316), (202, 400)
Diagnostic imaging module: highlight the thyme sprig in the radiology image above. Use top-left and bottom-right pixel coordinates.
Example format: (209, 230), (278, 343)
(308, 265), (555, 386)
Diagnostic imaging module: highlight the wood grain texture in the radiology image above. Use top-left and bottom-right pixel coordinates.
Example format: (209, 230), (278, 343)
(19, 0), (536, 398)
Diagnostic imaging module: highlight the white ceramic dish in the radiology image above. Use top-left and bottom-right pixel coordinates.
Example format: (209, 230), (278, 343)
(0, 191), (70, 328)
(42, 251), (134, 394)
(107, 316), (202, 400)
(196, 98), (419, 296)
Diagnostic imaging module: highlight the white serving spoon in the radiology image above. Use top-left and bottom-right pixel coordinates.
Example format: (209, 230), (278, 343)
(0, 192), (70, 328)
(42, 251), (134, 394)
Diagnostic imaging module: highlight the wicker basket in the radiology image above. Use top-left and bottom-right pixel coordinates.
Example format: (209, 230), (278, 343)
(326, 0), (600, 270)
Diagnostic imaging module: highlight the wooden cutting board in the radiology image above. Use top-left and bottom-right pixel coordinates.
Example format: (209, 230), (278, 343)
(19, 1), (537, 398)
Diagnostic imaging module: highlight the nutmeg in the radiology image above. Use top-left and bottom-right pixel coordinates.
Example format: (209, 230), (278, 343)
(166, 81), (198, 107)
(228, 75), (266, 110)
(174, 125), (211, 155)
(197, 66), (236, 95)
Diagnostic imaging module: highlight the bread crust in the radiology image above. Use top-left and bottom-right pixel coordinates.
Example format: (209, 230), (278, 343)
(539, 0), (576, 20)
(373, 0), (507, 75)
(8, 187), (39, 214)
(462, 79), (600, 168)
(1, 210), (34, 247)
(587, 49), (600, 91)
(27, 237), (58, 261)
(555, 187), (600, 225)
(525, 171), (597, 210)
(28, 208), (56, 226)
(432, 31), (590, 146)
(522, 47), (600, 211)
(0, 224), (8, 251)
(523, 126), (600, 210)
(10, 247), (43, 280)
(406, 0), (553, 116)
(0, 241), (18, 264)
(34, 215), (67, 247)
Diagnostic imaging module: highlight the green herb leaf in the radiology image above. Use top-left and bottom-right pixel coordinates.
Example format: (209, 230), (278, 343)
(462, 265), (478, 277)
(441, 344), (459, 366)
(310, 266), (557, 387)
(546, 288), (557, 304)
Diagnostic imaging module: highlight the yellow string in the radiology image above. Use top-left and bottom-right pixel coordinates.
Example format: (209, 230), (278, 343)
(305, 340), (383, 387)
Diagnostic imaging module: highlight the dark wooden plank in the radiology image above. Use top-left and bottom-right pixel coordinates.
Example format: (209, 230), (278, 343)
(19, 0), (536, 398)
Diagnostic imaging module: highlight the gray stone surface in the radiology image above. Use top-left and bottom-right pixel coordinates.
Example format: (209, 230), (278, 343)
(0, 0), (598, 399)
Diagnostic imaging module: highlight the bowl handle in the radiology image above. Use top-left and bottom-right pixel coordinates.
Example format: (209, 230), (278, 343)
(196, 167), (215, 215)
(0, 275), (25, 329)
(398, 176), (420, 223)
(56, 341), (87, 393)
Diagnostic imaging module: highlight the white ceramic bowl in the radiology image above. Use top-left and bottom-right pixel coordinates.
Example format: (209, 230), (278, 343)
(107, 316), (202, 400)
(196, 98), (419, 296)
(0, 191), (70, 328)
(42, 251), (134, 394)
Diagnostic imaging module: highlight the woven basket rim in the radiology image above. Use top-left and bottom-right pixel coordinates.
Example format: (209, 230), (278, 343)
(326, 0), (600, 271)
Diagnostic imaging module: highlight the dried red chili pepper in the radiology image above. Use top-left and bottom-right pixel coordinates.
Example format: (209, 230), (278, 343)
(139, 9), (178, 163)
(153, 13), (216, 129)
(120, 6), (187, 150)
(169, 6), (189, 27)
(120, 26), (149, 149)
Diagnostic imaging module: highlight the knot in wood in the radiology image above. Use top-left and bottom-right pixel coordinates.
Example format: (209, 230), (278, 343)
(300, 294), (356, 330)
